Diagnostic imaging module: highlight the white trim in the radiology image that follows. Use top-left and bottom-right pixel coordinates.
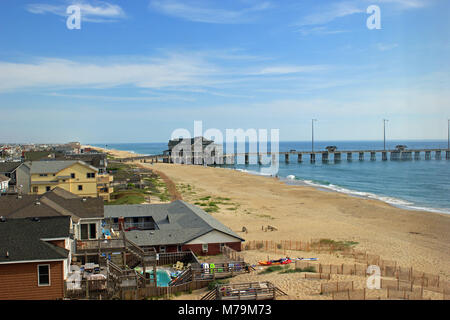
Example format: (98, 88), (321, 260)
(0, 258), (66, 265)
(40, 237), (68, 241)
(37, 264), (51, 287)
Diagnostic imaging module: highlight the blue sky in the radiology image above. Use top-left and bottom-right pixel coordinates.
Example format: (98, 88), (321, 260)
(0, 0), (449, 143)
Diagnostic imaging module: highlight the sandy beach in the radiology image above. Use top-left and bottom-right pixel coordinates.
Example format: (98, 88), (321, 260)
(86, 145), (450, 298)
(138, 162), (450, 278)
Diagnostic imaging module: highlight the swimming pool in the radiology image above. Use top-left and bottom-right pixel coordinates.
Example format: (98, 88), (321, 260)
(146, 269), (172, 287)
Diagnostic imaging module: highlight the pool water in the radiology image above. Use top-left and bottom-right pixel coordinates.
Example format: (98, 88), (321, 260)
(147, 269), (172, 287)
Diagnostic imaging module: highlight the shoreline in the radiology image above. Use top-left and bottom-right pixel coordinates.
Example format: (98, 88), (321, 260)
(85, 144), (450, 216)
(84, 143), (449, 276)
(140, 162), (450, 278)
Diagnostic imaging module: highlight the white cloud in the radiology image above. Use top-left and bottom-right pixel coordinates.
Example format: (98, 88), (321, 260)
(366, 0), (429, 9)
(149, 0), (272, 24)
(0, 53), (327, 92)
(26, 1), (126, 23)
(376, 43), (399, 51)
(295, 2), (364, 27)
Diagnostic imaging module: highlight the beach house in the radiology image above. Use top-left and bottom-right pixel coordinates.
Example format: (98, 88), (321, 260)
(17, 160), (100, 198)
(0, 174), (10, 193)
(103, 200), (244, 255)
(0, 161), (23, 192)
(163, 136), (223, 164)
(0, 216), (72, 300)
(0, 187), (104, 242)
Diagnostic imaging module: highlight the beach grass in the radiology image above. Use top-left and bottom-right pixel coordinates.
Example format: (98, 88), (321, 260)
(258, 265), (284, 274)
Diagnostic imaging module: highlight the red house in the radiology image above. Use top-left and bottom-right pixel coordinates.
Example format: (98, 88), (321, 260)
(104, 200), (244, 255)
(0, 216), (72, 300)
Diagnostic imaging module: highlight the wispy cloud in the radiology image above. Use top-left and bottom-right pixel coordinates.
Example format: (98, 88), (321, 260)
(149, 0), (272, 24)
(296, 26), (350, 36)
(376, 43), (399, 51)
(26, 0), (126, 23)
(365, 0), (429, 9)
(0, 52), (326, 93)
(295, 2), (364, 27)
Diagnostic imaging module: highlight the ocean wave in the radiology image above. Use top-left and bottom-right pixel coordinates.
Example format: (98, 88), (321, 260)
(288, 177), (450, 215)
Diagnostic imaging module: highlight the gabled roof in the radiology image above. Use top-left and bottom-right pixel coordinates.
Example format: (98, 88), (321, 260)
(0, 174), (10, 182)
(24, 160), (98, 174)
(0, 216), (70, 264)
(0, 162), (22, 173)
(0, 188), (104, 221)
(104, 200), (244, 246)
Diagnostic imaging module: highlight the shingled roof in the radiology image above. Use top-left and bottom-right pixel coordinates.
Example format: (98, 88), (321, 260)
(23, 160), (98, 174)
(0, 216), (70, 263)
(104, 200), (244, 246)
(0, 187), (104, 222)
(0, 161), (22, 173)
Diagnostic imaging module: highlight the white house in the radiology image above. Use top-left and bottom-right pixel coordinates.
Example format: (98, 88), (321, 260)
(0, 174), (10, 193)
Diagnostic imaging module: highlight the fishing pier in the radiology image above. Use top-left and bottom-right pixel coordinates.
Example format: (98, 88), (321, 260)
(118, 148), (450, 165)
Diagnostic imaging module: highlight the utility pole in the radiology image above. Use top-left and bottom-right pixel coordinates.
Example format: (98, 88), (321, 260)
(383, 119), (389, 150)
(312, 119), (317, 152)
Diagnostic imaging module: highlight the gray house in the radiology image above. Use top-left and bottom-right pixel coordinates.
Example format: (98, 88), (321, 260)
(104, 200), (244, 255)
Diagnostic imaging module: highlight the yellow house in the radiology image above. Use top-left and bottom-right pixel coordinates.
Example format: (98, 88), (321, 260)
(23, 160), (99, 197)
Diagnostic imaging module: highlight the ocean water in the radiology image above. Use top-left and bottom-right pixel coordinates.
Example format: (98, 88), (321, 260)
(92, 141), (450, 214)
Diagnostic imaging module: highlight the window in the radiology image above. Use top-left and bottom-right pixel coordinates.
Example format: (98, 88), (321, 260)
(78, 185), (83, 191)
(81, 223), (96, 240)
(71, 173), (75, 179)
(38, 265), (50, 286)
(202, 243), (208, 252)
(80, 224), (88, 240)
(89, 223), (97, 239)
(46, 186), (51, 192)
(177, 245), (183, 252)
(220, 243), (225, 252)
(159, 246), (166, 253)
(39, 174), (48, 177)
(87, 173), (96, 178)
(33, 186), (38, 193)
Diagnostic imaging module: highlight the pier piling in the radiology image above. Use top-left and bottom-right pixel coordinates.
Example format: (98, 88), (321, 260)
(414, 152), (420, 160)
(435, 151), (442, 160)
(310, 154), (316, 163)
(359, 152), (364, 161)
(347, 152), (352, 161)
(285, 154), (289, 163)
(334, 152), (341, 162)
(297, 154), (302, 163)
(382, 152), (387, 161)
(322, 152), (329, 163)
(425, 151), (431, 160)
(446, 151), (450, 160)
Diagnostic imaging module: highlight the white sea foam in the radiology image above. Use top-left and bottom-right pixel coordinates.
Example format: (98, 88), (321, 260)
(296, 178), (450, 214)
(244, 171), (450, 215)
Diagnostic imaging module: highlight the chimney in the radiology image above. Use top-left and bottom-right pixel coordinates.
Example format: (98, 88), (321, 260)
(118, 217), (124, 231)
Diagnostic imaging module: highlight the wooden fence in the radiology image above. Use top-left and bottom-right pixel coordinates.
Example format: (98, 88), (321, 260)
(243, 239), (354, 254)
(221, 245), (245, 261)
(120, 280), (211, 300)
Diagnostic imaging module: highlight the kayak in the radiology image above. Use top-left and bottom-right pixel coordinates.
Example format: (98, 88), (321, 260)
(258, 258), (292, 266)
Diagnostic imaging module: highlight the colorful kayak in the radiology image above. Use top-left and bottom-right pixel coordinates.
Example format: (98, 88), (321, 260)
(258, 257), (292, 266)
